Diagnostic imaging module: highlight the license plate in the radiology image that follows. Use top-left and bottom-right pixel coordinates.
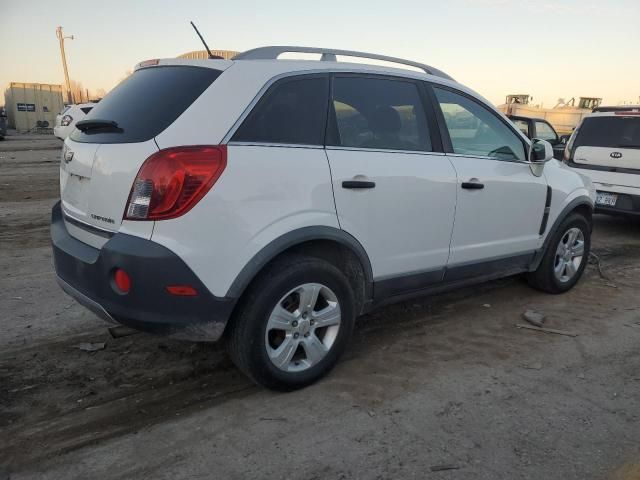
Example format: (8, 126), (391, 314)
(596, 192), (618, 206)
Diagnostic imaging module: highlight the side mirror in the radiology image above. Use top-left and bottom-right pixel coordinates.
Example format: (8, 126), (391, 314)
(559, 134), (570, 144)
(530, 138), (554, 163)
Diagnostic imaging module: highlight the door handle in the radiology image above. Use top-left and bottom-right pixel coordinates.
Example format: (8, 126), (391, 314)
(342, 180), (376, 189)
(461, 181), (484, 190)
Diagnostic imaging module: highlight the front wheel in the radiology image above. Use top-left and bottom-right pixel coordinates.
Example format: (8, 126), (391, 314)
(227, 255), (356, 391)
(527, 212), (591, 293)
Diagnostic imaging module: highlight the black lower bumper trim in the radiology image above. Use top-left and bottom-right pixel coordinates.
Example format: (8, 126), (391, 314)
(51, 201), (236, 340)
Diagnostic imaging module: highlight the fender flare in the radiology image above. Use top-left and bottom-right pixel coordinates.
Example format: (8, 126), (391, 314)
(226, 226), (374, 300)
(530, 196), (594, 271)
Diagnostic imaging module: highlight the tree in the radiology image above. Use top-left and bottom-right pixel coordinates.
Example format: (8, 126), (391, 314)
(68, 79), (87, 104)
(93, 88), (107, 100)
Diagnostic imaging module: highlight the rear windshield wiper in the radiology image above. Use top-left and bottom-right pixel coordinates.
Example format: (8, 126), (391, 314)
(75, 119), (122, 132)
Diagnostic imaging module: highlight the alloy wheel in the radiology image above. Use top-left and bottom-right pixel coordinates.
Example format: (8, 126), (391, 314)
(554, 227), (585, 283)
(265, 283), (341, 372)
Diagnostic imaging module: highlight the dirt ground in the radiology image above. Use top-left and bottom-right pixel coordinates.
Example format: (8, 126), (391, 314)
(1, 134), (639, 480)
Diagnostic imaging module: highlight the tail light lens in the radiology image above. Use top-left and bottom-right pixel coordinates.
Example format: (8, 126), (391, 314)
(125, 145), (227, 221)
(563, 128), (579, 164)
(61, 115), (73, 126)
(562, 144), (571, 163)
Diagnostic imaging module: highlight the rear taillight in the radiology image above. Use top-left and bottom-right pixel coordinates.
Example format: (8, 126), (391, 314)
(124, 145), (227, 221)
(61, 115), (73, 126)
(563, 128), (579, 164)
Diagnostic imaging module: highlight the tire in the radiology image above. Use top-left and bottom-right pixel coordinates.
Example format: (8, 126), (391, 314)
(527, 212), (591, 293)
(227, 254), (356, 391)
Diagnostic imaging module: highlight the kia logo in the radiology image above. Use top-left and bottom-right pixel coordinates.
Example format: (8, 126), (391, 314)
(64, 149), (74, 163)
(610, 151), (623, 159)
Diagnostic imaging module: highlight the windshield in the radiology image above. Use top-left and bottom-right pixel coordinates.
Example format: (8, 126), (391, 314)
(69, 65), (222, 144)
(575, 116), (640, 149)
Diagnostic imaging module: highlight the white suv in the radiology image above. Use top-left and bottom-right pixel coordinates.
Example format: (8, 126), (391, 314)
(54, 102), (97, 140)
(52, 47), (595, 390)
(563, 110), (640, 216)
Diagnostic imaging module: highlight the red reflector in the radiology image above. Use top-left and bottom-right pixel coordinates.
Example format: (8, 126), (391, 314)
(124, 145), (227, 221)
(113, 269), (131, 294)
(166, 285), (198, 296)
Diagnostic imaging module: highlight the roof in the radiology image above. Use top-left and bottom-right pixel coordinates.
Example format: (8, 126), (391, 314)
(592, 105), (640, 113)
(139, 46), (456, 84)
(507, 114), (549, 122)
(8, 82), (63, 90)
(586, 110), (640, 118)
(133, 48), (500, 114)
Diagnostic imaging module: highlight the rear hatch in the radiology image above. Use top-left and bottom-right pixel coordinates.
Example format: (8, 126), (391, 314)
(573, 115), (640, 171)
(60, 64), (224, 247)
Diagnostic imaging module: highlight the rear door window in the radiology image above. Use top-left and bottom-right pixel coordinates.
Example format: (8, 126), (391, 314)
(232, 75), (330, 146)
(574, 116), (640, 149)
(328, 76), (431, 152)
(70, 66), (222, 144)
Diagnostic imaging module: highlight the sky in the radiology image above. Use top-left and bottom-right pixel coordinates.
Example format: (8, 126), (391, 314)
(1, 0), (639, 107)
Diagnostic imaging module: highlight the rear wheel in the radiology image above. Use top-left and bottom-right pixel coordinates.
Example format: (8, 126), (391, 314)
(227, 255), (356, 390)
(527, 213), (591, 293)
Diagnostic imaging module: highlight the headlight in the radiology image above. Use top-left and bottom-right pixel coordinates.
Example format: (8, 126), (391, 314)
(61, 115), (73, 127)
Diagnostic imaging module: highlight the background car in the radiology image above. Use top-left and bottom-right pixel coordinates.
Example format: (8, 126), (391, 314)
(0, 106), (7, 139)
(564, 110), (640, 217)
(508, 114), (567, 159)
(53, 102), (97, 140)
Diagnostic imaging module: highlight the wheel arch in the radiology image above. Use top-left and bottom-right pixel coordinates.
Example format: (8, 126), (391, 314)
(226, 227), (374, 314)
(531, 196), (593, 271)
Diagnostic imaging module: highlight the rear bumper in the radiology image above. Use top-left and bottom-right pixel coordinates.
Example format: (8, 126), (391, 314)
(51, 201), (236, 340)
(595, 190), (640, 216)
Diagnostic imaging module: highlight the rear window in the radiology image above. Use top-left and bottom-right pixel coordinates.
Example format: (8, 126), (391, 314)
(70, 66), (221, 144)
(232, 76), (329, 146)
(575, 116), (640, 149)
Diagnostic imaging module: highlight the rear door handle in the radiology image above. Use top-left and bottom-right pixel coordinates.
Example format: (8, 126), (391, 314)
(342, 180), (376, 189)
(461, 181), (484, 190)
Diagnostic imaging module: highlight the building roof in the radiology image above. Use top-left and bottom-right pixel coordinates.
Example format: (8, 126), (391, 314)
(177, 50), (239, 60)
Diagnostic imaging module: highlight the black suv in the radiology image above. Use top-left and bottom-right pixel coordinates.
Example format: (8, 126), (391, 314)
(507, 115), (566, 160)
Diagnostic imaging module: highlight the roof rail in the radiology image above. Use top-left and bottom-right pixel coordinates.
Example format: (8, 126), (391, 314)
(232, 46), (454, 81)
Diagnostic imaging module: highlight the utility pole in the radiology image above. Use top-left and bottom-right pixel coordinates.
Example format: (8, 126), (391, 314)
(56, 26), (74, 104)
